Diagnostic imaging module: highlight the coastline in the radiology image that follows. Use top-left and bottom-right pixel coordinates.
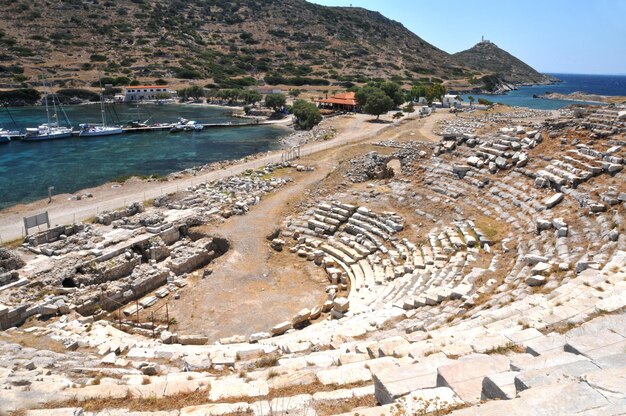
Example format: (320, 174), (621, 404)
(0, 111), (424, 241)
(538, 92), (625, 105)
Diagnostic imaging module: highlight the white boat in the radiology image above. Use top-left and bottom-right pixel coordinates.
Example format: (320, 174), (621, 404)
(170, 118), (203, 133)
(184, 120), (204, 131)
(79, 124), (123, 137)
(24, 124), (72, 141)
(0, 128), (18, 143)
(79, 83), (124, 137)
(24, 72), (73, 141)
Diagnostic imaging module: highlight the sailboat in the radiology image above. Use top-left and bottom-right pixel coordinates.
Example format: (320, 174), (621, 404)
(23, 73), (73, 141)
(79, 82), (123, 137)
(1, 105), (20, 143)
(0, 129), (13, 143)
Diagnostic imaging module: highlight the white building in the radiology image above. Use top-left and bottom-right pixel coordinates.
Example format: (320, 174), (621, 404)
(442, 94), (462, 108)
(120, 85), (176, 102)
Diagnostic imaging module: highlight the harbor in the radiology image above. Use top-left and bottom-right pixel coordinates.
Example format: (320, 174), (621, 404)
(0, 103), (289, 209)
(0, 120), (282, 141)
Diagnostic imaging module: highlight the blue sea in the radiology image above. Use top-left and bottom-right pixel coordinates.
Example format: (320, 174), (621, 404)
(0, 104), (287, 209)
(461, 73), (626, 110)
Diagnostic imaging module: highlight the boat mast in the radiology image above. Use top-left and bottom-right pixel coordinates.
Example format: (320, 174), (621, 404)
(4, 103), (19, 130)
(99, 72), (106, 127)
(41, 73), (51, 127)
(44, 72), (59, 127)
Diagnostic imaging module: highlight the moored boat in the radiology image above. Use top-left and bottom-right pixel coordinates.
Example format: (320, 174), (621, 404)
(24, 72), (73, 142)
(24, 125), (73, 141)
(169, 118), (203, 133)
(79, 124), (124, 137)
(0, 128), (19, 143)
(79, 80), (124, 137)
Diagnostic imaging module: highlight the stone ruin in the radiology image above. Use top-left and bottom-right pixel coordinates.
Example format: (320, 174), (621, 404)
(0, 106), (624, 416)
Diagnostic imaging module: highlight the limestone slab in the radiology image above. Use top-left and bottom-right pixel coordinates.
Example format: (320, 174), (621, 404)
(436, 354), (510, 403)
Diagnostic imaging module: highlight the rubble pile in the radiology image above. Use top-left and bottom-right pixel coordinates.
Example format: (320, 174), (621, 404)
(347, 151), (395, 183)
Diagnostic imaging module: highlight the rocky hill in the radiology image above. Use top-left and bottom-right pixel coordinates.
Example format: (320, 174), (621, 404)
(0, 0), (470, 89)
(453, 40), (558, 86)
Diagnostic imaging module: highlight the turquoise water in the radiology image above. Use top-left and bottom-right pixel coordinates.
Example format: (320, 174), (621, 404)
(461, 73), (626, 110)
(0, 104), (287, 209)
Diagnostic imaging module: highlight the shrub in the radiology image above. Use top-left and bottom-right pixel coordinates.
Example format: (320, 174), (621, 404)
(264, 93), (286, 111)
(90, 54), (107, 62)
(173, 67), (202, 79)
(292, 99), (322, 130)
(56, 88), (100, 103)
(0, 88), (41, 105)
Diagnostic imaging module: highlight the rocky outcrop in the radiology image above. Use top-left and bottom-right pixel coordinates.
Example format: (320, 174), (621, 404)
(454, 40), (559, 86)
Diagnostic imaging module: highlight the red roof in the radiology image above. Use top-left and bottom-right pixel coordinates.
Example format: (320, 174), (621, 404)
(317, 92), (357, 106)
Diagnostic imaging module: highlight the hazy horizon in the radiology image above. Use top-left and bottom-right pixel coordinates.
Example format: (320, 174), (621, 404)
(308, 0), (626, 76)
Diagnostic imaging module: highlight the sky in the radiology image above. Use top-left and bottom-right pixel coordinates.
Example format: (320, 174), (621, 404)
(308, 0), (626, 75)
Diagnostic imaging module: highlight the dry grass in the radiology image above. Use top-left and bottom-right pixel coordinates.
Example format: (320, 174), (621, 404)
(47, 379), (372, 413)
(1, 237), (23, 249)
(484, 342), (525, 355)
(314, 394), (377, 415)
(48, 389), (211, 412)
(0, 331), (67, 354)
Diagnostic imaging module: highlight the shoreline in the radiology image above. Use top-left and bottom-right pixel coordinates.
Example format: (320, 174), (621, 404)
(0, 111), (423, 241)
(537, 92), (625, 105)
(0, 118), (295, 214)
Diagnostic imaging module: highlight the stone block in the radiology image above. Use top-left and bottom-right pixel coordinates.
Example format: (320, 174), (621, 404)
(565, 331), (626, 359)
(272, 321), (293, 336)
(544, 193), (564, 209)
(373, 356), (452, 404)
(482, 371), (518, 399)
(208, 379), (269, 401)
(436, 354), (510, 403)
(514, 360), (600, 391)
(181, 402), (250, 416)
(179, 335), (208, 345)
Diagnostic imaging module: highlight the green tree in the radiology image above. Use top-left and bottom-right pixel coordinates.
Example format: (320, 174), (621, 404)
(478, 97), (494, 106)
(426, 83), (447, 104)
(242, 90), (262, 105)
(409, 85), (428, 102)
(468, 95), (475, 107)
(403, 103), (415, 113)
(289, 88), (302, 98)
(265, 93), (286, 111)
(187, 85), (205, 100)
(363, 89), (393, 119)
(292, 99), (322, 130)
(380, 81), (404, 107)
(355, 85), (380, 106)
(155, 92), (170, 100)
(393, 112), (404, 120)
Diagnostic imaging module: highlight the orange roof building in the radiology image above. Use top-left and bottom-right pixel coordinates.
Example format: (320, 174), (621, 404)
(317, 92), (359, 112)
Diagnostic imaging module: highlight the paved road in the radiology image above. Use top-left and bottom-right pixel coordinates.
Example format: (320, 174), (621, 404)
(0, 113), (421, 242)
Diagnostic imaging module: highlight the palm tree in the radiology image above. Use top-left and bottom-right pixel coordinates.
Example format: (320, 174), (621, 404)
(468, 96), (475, 107)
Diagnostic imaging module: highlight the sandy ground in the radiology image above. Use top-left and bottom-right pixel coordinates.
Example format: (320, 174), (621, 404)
(0, 111), (447, 243)
(165, 112), (453, 339)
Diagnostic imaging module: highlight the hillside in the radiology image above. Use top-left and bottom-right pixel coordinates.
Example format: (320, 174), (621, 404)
(0, 0), (471, 90)
(453, 40), (558, 86)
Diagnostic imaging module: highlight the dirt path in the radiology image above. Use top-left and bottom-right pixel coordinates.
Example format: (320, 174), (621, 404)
(170, 150), (340, 340)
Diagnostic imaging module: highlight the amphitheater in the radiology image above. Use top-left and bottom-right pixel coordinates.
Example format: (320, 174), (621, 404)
(0, 104), (624, 416)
